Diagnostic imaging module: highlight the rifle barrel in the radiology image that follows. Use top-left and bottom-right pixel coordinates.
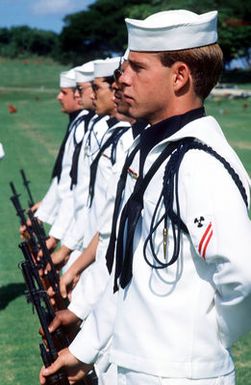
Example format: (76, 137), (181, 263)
(20, 168), (35, 207)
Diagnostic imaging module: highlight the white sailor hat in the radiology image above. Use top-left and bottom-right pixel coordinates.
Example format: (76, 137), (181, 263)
(75, 61), (95, 83)
(59, 68), (76, 88)
(126, 10), (218, 52)
(123, 48), (129, 60)
(94, 57), (121, 78)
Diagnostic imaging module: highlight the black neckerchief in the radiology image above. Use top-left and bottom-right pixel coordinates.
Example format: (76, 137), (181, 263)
(71, 110), (83, 121)
(105, 107), (205, 291)
(69, 110), (96, 189)
(132, 119), (148, 139)
(88, 120), (131, 207)
(86, 114), (108, 154)
(139, 107), (205, 177)
(51, 109), (82, 182)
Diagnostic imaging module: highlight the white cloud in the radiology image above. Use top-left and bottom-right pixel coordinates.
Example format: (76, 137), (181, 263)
(31, 0), (92, 16)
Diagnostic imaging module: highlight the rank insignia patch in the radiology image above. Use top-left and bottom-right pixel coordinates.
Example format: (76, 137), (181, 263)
(188, 214), (216, 260)
(194, 216), (205, 228)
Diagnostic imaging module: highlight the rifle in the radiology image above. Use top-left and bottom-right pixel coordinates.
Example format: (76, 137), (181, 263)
(20, 168), (35, 208)
(10, 181), (27, 226)
(19, 247), (70, 385)
(10, 183), (65, 310)
(10, 181), (39, 256)
(19, 242), (95, 385)
(19, 169), (47, 236)
(27, 209), (68, 311)
(19, 247), (68, 350)
(39, 343), (70, 385)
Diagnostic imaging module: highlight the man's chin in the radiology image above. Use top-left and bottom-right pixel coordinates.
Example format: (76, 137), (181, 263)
(117, 107), (130, 116)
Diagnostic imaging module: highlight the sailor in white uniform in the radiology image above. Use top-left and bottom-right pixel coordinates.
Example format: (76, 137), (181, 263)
(50, 58), (130, 271)
(52, 58), (133, 272)
(40, 10), (251, 385)
(48, 61), (97, 270)
(61, 58), (130, 257)
(35, 67), (85, 249)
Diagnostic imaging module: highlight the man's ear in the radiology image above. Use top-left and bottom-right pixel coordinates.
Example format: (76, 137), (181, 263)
(172, 61), (191, 93)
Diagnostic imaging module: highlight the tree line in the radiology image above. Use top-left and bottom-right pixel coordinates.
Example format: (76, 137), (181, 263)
(0, 26), (59, 59)
(0, 0), (250, 67)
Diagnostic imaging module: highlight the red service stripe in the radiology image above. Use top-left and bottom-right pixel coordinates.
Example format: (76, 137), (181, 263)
(202, 228), (213, 259)
(198, 223), (212, 255)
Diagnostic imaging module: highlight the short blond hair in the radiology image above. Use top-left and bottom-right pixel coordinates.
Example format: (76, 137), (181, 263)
(158, 44), (223, 100)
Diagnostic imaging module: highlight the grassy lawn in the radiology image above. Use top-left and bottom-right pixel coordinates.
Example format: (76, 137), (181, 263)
(0, 58), (251, 384)
(0, 58), (67, 385)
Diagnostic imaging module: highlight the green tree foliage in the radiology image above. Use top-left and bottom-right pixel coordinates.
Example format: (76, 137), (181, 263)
(58, 0), (251, 65)
(59, 0), (146, 64)
(0, 26), (59, 59)
(0, 0), (250, 66)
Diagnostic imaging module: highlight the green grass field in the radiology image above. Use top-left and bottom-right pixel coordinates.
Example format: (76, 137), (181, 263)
(0, 58), (251, 385)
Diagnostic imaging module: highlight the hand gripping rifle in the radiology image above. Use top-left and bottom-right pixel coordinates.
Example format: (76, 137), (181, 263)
(19, 242), (69, 350)
(19, 242), (96, 385)
(27, 209), (69, 311)
(19, 242), (70, 385)
(20, 168), (35, 208)
(10, 182), (66, 310)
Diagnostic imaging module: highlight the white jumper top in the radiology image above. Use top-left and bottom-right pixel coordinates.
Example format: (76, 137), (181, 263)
(70, 116), (251, 379)
(36, 109), (89, 239)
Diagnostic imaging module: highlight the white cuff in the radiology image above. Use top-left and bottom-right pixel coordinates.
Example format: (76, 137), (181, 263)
(0, 143), (5, 159)
(69, 322), (100, 364)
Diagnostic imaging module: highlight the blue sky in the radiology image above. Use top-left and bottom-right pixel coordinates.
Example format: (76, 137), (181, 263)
(0, 0), (95, 33)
